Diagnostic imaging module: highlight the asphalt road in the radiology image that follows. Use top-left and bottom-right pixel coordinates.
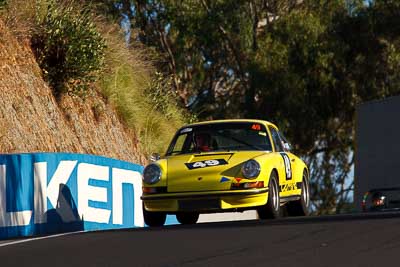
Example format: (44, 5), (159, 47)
(1, 212), (400, 267)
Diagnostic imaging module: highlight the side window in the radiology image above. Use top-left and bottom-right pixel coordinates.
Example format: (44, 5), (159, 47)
(170, 134), (188, 154)
(269, 127), (283, 152)
(278, 132), (292, 152)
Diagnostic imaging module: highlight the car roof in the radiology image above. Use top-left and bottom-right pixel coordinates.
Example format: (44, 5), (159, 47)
(182, 119), (278, 129)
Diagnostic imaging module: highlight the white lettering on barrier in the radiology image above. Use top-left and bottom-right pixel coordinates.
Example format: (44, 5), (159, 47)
(0, 165), (32, 227)
(34, 161), (79, 223)
(1, 160), (143, 228)
(112, 168), (144, 226)
(78, 163), (111, 223)
(34, 162), (47, 224)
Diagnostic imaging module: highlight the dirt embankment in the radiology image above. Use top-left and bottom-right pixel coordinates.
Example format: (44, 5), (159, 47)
(0, 19), (145, 165)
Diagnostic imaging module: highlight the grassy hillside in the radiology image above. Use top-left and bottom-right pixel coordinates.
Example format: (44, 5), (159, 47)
(0, 0), (189, 159)
(99, 24), (189, 156)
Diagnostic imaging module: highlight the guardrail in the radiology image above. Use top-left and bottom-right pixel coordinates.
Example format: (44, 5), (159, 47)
(0, 153), (150, 239)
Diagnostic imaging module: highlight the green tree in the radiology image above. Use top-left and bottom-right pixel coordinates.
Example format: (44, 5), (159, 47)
(98, 0), (400, 214)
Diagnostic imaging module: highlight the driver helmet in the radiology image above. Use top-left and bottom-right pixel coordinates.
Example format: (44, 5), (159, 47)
(194, 132), (211, 152)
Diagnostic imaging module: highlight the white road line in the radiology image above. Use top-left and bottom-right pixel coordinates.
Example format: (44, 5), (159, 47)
(0, 231), (85, 248)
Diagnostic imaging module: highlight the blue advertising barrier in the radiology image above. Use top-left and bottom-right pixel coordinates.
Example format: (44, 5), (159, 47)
(0, 152), (157, 239)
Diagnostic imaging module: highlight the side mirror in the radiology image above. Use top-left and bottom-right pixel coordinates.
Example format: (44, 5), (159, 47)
(150, 153), (161, 162)
(283, 142), (292, 152)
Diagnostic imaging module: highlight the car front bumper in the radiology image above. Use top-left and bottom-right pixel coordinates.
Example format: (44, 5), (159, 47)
(141, 188), (269, 213)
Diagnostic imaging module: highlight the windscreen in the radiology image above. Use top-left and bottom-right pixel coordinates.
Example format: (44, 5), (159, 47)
(166, 122), (272, 155)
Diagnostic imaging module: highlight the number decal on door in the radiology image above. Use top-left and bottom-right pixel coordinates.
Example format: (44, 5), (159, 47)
(280, 153), (292, 180)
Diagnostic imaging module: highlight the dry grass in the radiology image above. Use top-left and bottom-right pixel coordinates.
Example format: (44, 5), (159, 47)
(0, 0), (47, 40)
(99, 24), (187, 156)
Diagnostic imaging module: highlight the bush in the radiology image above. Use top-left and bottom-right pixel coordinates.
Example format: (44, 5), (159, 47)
(99, 25), (189, 156)
(32, 2), (106, 96)
(0, 0), (6, 9)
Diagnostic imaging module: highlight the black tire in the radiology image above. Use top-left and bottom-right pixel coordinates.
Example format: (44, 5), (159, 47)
(143, 204), (166, 227)
(258, 171), (280, 219)
(176, 212), (199, 225)
(286, 171), (310, 216)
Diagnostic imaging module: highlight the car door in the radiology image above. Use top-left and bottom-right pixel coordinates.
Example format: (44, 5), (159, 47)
(269, 126), (299, 197)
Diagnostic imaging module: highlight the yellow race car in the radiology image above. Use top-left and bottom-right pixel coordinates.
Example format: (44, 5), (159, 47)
(141, 119), (310, 226)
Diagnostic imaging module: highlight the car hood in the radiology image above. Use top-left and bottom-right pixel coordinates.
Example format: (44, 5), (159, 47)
(166, 151), (268, 192)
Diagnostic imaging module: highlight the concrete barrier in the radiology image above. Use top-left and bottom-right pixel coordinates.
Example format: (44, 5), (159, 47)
(0, 152), (147, 239)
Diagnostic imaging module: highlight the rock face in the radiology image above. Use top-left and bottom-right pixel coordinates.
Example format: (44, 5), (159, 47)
(0, 19), (145, 165)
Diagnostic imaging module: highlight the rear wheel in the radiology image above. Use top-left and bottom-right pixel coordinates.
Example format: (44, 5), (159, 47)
(143, 204), (166, 227)
(258, 171), (280, 219)
(176, 212), (199, 225)
(286, 171), (310, 216)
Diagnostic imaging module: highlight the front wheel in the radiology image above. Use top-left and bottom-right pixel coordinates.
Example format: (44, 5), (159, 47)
(176, 212), (199, 225)
(258, 171), (280, 219)
(143, 204), (166, 227)
(286, 171), (310, 216)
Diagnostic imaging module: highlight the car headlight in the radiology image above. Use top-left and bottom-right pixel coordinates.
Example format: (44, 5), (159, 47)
(143, 164), (162, 184)
(241, 160), (261, 179)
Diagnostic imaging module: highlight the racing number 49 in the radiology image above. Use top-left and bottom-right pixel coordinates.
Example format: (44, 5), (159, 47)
(192, 160), (219, 168)
(280, 153), (292, 180)
(185, 159), (228, 170)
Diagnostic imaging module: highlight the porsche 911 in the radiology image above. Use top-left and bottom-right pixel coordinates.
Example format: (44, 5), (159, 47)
(141, 119), (310, 226)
